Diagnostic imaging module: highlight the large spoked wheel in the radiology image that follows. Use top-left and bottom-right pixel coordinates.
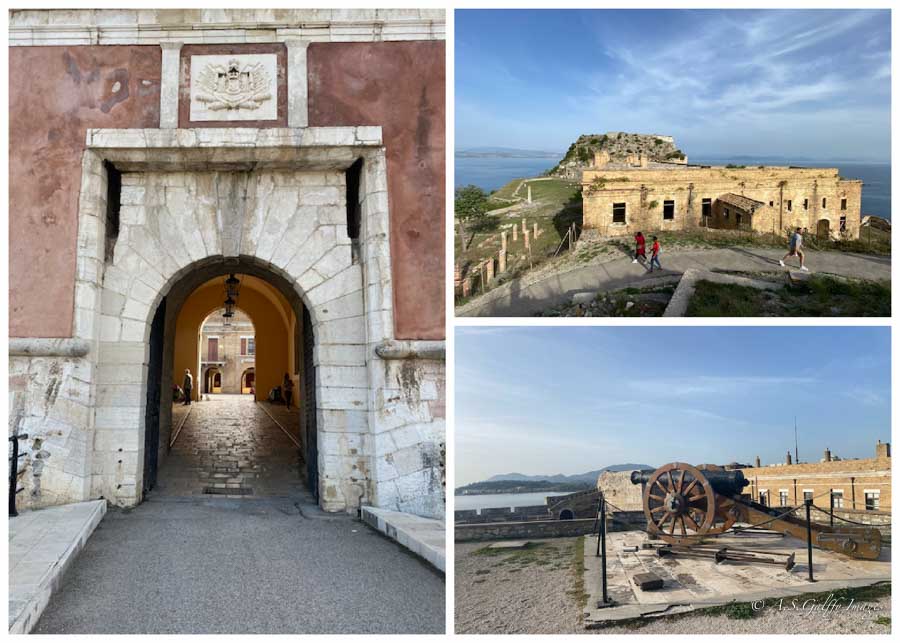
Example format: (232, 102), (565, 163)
(643, 462), (716, 542)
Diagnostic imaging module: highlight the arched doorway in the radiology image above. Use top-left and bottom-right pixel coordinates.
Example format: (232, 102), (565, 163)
(242, 368), (255, 394)
(559, 508), (575, 520)
(817, 218), (831, 240)
(205, 367), (222, 394)
(69, 128), (445, 520)
(141, 260), (318, 502)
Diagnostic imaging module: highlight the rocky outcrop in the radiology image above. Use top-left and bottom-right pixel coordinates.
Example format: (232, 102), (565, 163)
(551, 132), (685, 179)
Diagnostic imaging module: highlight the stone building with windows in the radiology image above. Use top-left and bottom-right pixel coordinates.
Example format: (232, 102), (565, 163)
(199, 308), (256, 396)
(8, 9), (446, 519)
(582, 151), (863, 240)
(741, 441), (891, 524)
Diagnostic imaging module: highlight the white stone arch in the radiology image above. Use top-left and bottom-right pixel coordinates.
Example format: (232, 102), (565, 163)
(74, 127), (394, 513)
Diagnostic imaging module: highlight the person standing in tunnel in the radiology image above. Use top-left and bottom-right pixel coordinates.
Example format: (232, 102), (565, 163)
(183, 368), (193, 405)
(283, 373), (294, 408)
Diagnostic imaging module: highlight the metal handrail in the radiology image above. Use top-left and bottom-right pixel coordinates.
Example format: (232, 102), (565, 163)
(8, 434), (29, 517)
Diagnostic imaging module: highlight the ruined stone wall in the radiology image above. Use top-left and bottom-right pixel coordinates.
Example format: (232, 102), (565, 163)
(582, 166), (862, 239)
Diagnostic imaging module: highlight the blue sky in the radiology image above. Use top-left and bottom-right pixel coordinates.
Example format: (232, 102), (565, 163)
(455, 326), (890, 486)
(456, 9), (891, 161)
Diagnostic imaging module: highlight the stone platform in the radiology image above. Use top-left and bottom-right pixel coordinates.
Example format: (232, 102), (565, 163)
(583, 530), (891, 627)
(362, 506), (445, 572)
(8, 500), (106, 633)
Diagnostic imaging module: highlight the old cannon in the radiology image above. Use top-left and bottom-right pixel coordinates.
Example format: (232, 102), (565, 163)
(630, 462), (881, 560)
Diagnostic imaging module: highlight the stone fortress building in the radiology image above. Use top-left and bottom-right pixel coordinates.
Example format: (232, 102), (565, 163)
(8, 9), (446, 519)
(581, 133), (862, 240)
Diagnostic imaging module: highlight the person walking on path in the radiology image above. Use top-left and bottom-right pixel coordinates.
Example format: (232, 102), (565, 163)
(648, 236), (662, 272)
(632, 231), (646, 265)
(779, 227), (809, 271)
(182, 369), (193, 406)
(283, 373), (294, 408)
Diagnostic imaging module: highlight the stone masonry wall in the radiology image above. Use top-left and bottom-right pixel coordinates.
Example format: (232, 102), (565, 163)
(582, 166), (862, 240)
(9, 354), (94, 508)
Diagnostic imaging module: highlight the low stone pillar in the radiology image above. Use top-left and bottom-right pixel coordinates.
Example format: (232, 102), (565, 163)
(498, 249), (507, 273)
(463, 276), (472, 297)
(501, 231), (508, 251)
(522, 219), (527, 234)
(486, 258), (495, 283)
(524, 229), (531, 249)
(527, 184), (532, 204)
(533, 222), (539, 238)
(512, 226), (518, 242)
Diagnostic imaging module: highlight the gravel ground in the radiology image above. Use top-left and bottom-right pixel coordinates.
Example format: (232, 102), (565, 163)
(599, 595), (891, 635)
(455, 538), (584, 634)
(456, 538), (890, 635)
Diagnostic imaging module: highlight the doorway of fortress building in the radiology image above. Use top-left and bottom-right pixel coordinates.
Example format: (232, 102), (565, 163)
(817, 218), (831, 239)
(141, 264), (318, 502)
(76, 128), (392, 513)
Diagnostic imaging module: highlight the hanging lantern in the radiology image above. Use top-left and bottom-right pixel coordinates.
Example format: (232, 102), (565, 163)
(223, 296), (236, 318)
(225, 273), (241, 299)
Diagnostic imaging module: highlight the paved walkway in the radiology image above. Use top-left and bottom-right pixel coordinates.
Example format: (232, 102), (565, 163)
(458, 247), (891, 316)
(33, 496), (445, 634)
(154, 395), (304, 498)
(8, 501), (106, 633)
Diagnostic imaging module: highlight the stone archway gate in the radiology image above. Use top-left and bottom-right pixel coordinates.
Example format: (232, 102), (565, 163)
(11, 126), (445, 517)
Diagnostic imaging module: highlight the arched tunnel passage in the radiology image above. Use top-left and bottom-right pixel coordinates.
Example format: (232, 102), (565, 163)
(141, 257), (318, 503)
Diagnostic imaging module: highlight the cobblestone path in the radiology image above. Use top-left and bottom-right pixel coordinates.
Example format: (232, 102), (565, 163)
(154, 394), (305, 498)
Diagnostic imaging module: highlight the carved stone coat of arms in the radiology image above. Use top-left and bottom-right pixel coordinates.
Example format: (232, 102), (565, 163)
(195, 58), (272, 111)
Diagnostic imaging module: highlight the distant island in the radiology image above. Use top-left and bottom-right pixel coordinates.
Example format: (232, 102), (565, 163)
(456, 464), (653, 495)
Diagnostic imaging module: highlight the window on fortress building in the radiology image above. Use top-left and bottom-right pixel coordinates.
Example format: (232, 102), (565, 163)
(759, 490), (768, 506)
(769, 201), (774, 207)
(803, 198), (808, 210)
(787, 200), (792, 211)
(612, 202), (626, 223)
(701, 198), (711, 218)
(779, 491), (789, 507)
(840, 216), (847, 232)
(841, 198), (847, 210)
(831, 490), (844, 509)
(663, 200), (675, 220)
(865, 491), (880, 511)
(822, 197), (827, 208)
(803, 490), (813, 502)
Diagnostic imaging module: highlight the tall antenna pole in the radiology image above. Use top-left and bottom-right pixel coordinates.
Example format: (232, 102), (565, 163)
(794, 416), (799, 464)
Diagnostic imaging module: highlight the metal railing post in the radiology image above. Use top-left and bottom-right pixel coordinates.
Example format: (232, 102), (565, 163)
(805, 498), (815, 582)
(8, 434), (28, 517)
(600, 491), (609, 605)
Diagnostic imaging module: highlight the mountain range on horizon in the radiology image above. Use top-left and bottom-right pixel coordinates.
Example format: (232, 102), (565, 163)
(481, 463), (653, 485)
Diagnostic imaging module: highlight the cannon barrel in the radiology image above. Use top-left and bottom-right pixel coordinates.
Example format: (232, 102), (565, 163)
(631, 466), (748, 495)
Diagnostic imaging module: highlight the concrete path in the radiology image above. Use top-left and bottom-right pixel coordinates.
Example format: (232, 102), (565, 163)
(458, 247), (891, 317)
(8, 500), (106, 633)
(34, 496), (445, 634)
(363, 506), (446, 572)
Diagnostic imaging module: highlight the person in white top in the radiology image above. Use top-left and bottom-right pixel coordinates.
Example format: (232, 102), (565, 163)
(779, 227), (809, 271)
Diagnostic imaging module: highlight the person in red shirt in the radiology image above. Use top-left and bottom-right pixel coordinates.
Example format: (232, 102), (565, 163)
(632, 231), (646, 265)
(649, 236), (662, 272)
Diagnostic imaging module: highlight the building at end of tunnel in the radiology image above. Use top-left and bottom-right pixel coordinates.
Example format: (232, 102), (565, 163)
(8, 9), (446, 520)
(581, 150), (863, 240)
